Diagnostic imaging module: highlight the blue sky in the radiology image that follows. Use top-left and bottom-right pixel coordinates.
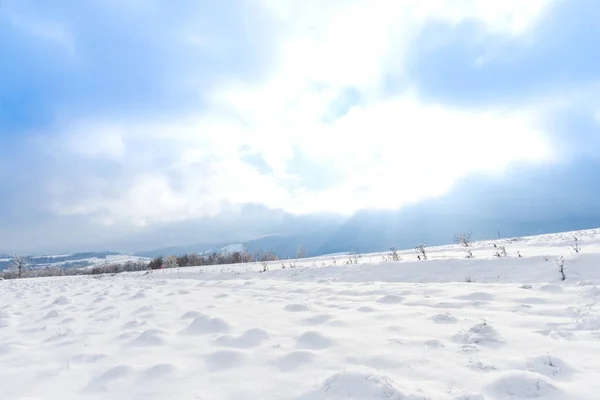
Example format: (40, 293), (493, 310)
(1, 0), (599, 254)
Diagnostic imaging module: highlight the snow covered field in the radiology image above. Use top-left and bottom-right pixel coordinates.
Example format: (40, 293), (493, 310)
(2, 230), (600, 399)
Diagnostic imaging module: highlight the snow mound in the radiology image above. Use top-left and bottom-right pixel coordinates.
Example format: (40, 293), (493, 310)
(84, 365), (133, 392)
(130, 329), (169, 346)
(296, 331), (333, 350)
(53, 296), (70, 305)
(273, 350), (316, 372)
(285, 303), (309, 312)
(296, 370), (427, 400)
(142, 363), (178, 378)
(213, 328), (270, 349)
(182, 315), (231, 335)
(430, 312), (458, 324)
(522, 354), (575, 380)
(377, 294), (404, 304)
(204, 350), (244, 371)
(181, 310), (204, 319)
(486, 370), (562, 399)
(455, 320), (503, 347)
(300, 314), (333, 326)
(43, 309), (61, 319)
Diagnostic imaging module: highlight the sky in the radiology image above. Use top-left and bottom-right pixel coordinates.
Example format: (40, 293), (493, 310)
(1, 0), (599, 254)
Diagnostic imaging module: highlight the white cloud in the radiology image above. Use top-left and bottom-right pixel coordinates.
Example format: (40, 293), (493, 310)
(4, 1), (76, 54)
(63, 123), (126, 160)
(45, 0), (556, 224)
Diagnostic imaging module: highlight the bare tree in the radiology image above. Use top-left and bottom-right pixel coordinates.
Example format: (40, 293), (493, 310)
(164, 255), (179, 269)
(11, 255), (28, 278)
(148, 256), (164, 270)
(296, 244), (307, 259)
(254, 250), (278, 262)
(454, 232), (473, 247)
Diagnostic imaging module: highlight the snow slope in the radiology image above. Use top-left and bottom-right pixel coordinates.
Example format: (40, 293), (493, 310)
(1, 229), (600, 399)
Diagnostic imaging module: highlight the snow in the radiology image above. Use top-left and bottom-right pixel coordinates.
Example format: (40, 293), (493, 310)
(76, 254), (150, 269)
(40, 255), (148, 269)
(2, 229), (600, 399)
(30, 254), (74, 259)
(218, 243), (245, 254)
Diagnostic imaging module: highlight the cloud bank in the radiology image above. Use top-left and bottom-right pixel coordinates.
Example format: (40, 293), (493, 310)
(1, 0), (599, 253)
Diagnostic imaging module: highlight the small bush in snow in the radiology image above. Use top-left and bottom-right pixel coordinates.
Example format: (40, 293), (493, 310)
(260, 261), (268, 272)
(493, 244), (508, 258)
(454, 232), (473, 247)
(558, 256), (566, 281)
(415, 243), (427, 260)
(572, 237), (580, 254)
(388, 246), (401, 261)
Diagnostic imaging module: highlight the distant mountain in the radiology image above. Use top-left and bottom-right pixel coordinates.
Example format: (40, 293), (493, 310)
(219, 243), (245, 253)
(134, 242), (240, 258)
(243, 226), (343, 258)
(134, 207), (600, 261)
(134, 225), (349, 260)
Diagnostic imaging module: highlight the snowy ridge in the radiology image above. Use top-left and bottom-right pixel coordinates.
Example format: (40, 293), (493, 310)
(1, 229), (600, 399)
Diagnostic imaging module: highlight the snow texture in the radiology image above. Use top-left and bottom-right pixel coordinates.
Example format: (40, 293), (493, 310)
(1, 228), (600, 399)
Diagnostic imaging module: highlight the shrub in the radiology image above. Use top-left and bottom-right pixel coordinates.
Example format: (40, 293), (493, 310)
(572, 237), (580, 254)
(454, 232), (472, 247)
(493, 244), (508, 258)
(164, 255), (179, 269)
(389, 246), (401, 261)
(415, 243), (427, 260)
(558, 256), (566, 281)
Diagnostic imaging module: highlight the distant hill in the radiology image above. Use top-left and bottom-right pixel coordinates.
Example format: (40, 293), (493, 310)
(134, 206), (600, 261)
(0, 251), (141, 271)
(134, 226), (346, 260)
(133, 242), (231, 258)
